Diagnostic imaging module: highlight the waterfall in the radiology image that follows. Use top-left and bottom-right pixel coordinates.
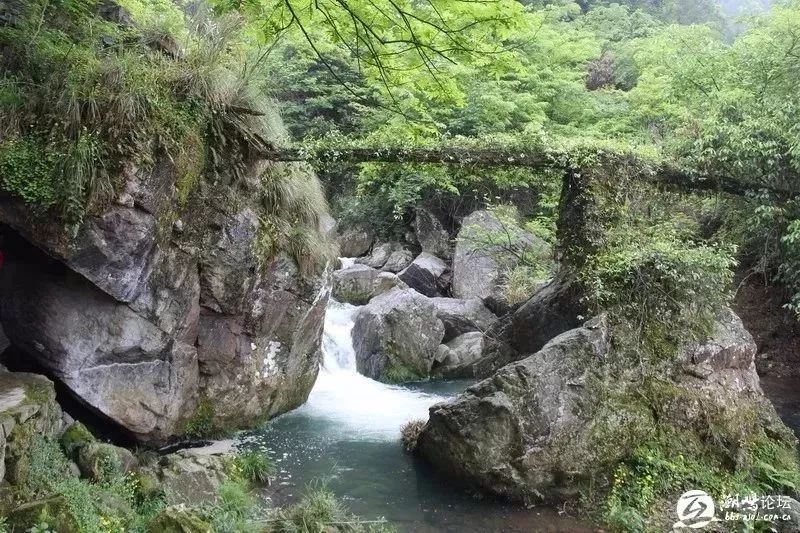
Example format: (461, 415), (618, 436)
(295, 263), (451, 441)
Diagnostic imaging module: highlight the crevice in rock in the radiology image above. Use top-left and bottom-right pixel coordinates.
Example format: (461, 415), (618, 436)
(0, 345), (138, 447)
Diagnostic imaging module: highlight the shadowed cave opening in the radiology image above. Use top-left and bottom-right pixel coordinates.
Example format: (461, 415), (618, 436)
(0, 223), (140, 448)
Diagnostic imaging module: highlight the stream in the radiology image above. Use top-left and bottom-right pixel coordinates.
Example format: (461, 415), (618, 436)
(241, 290), (594, 532)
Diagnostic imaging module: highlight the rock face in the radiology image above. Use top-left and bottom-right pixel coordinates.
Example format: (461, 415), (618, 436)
(398, 252), (448, 297)
(434, 332), (485, 379)
(452, 210), (550, 313)
(331, 264), (407, 305)
(338, 227), (374, 258)
(0, 157), (329, 444)
(431, 297), (496, 342)
(415, 208), (451, 259)
(418, 310), (785, 503)
(352, 289), (445, 382)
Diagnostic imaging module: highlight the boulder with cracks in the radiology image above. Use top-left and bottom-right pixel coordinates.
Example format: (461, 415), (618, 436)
(0, 157), (329, 444)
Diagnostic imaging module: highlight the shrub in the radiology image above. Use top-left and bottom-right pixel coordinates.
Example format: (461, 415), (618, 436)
(400, 420), (426, 453)
(581, 222), (736, 347)
(267, 484), (393, 532)
(230, 450), (275, 485)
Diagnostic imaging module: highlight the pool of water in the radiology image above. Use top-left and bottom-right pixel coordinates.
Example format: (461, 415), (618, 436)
(240, 299), (593, 532)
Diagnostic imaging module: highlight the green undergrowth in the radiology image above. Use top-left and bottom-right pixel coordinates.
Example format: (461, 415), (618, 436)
(5, 433), (389, 532)
(0, 0), (333, 273)
(600, 429), (800, 532)
(7, 436), (166, 533)
(265, 483), (394, 533)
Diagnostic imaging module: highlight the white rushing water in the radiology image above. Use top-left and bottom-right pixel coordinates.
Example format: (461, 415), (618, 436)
(293, 265), (452, 441)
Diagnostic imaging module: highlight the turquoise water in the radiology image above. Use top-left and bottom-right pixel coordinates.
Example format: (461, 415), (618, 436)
(241, 300), (593, 532)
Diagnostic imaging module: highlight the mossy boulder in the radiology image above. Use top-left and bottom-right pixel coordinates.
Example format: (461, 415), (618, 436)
(148, 505), (213, 533)
(0, 372), (63, 484)
(331, 263), (407, 305)
(76, 442), (137, 482)
(59, 421), (96, 458)
(151, 449), (230, 507)
(352, 288), (445, 382)
(417, 310), (793, 510)
(8, 496), (79, 532)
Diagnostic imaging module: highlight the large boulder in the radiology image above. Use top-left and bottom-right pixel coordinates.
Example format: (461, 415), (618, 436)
(0, 156), (330, 444)
(434, 332), (485, 379)
(338, 227), (374, 258)
(452, 210), (551, 313)
(417, 310), (787, 504)
(352, 289), (445, 382)
(505, 275), (585, 355)
(415, 208), (451, 259)
(331, 264), (407, 305)
(431, 297), (496, 342)
(398, 252), (449, 297)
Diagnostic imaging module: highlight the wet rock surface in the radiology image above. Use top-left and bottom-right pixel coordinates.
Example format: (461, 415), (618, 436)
(352, 288), (445, 381)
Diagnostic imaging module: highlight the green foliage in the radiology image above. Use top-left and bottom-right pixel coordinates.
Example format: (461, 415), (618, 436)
(257, 164), (338, 275)
(382, 360), (424, 385)
(602, 430), (800, 532)
(267, 484), (393, 533)
(182, 395), (219, 439)
(0, 0), (333, 271)
(0, 138), (58, 208)
(582, 222), (736, 345)
(204, 481), (261, 533)
(10, 436), (165, 533)
(229, 450), (276, 485)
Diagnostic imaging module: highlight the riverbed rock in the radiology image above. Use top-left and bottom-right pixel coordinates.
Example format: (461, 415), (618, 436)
(356, 242), (394, 269)
(398, 252), (448, 297)
(452, 210), (551, 313)
(0, 154), (330, 444)
(415, 208), (451, 259)
(332, 264), (407, 305)
(505, 275), (586, 355)
(338, 227), (374, 258)
(431, 297), (496, 342)
(382, 249), (414, 273)
(417, 309), (787, 504)
(352, 289), (445, 382)
(434, 332), (485, 379)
